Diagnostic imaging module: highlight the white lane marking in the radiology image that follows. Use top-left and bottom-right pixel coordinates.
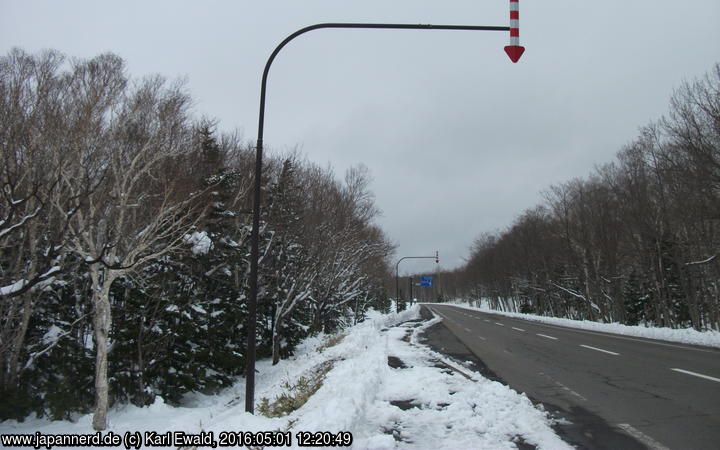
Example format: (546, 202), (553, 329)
(670, 368), (720, 383)
(477, 336), (487, 340)
(617, 424), (670, 450)
(535, 321), (720, 353)
(444, 307), (717, 353)
(495, 322), (505, 326)
(512, 327), (526, 332)
(580, 344), (620, 356)
(438, 305), (719, 353)
(537, 333), (558, 340)
(464, 327), (472, 333)
(554, 381), (587, 401)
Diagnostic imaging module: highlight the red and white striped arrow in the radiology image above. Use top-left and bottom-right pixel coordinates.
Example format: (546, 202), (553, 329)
(504, 0), (525, 63)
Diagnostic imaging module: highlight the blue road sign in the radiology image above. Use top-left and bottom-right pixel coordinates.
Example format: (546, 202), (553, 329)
(420, 276), (433, 287)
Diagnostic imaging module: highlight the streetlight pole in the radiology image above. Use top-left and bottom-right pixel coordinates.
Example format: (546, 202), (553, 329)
(409, 277), (413, 304)
(246, 2), (526, 413)
(395, 253), (439, 313)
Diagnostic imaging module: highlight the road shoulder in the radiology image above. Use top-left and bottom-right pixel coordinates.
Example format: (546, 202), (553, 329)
(418, 305), (646, 450)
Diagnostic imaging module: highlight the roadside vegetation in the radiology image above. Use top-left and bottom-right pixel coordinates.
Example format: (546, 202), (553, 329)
(0, 49), (394, 427)
(258, 360), (335, 418)
(424, 64), (720, 331)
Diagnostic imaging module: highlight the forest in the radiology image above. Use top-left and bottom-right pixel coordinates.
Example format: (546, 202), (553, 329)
(2, 47), (718, 430)
(421, 64), (720, 333)
(0, 49), (394, 428)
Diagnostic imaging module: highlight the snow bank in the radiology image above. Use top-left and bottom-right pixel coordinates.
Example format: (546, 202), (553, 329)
(0, 306), (568, 449)
(442, 300), (720, 349)
(350, 312), (570, 450)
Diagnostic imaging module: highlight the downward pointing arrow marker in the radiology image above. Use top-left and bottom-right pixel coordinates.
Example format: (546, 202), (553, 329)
(504, 45), (525, 63)
(504, 0), (525, 63)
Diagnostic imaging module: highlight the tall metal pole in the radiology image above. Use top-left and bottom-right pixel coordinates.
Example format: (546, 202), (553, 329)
(246, 22), (513, 414)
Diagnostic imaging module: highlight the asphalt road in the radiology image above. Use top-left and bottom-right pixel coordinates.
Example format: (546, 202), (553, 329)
(422, 304), (720, 450)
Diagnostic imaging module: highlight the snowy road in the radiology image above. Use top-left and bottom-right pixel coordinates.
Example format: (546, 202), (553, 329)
(1, 307), (572, 450)
(425, 304), (720, 450)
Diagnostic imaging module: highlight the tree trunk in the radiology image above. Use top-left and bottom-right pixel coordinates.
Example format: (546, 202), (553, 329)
(582, 254), (594, 321)
(91, 269), (115, 431)
(5, 224), (39, 388)
(312, 303), (323, 333)
(6, 295), (34, 387)
(271, 317), (282, 366)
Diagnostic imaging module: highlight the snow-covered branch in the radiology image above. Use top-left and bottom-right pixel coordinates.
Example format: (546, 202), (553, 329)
(685, 255), (717, 266)
(551, 282), (601, 313)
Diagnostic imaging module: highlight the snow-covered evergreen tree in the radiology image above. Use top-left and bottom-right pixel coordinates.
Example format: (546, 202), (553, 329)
(264, 158), (315, 364)
(0, 49), (395, 421)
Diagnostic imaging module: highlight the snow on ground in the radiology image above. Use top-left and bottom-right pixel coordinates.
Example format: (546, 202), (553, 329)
(439, 300), (720, 349)
(0, 306), (570, 449)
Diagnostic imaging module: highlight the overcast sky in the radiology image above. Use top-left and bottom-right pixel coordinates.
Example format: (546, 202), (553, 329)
(2, 0), (719, 274)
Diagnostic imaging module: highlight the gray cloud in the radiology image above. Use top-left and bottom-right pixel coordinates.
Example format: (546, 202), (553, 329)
(3, 0), (718, 272)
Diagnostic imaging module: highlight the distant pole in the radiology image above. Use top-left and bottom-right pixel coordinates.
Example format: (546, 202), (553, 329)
(395, 253), (439, 313)
(409, 277), (413, 304)
(248, 18), (520, 414)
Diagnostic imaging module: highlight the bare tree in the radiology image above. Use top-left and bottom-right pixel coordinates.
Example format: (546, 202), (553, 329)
(51, 58), (203, 429)
(0, 49), (84, 391)
(446, 63), (720, 331)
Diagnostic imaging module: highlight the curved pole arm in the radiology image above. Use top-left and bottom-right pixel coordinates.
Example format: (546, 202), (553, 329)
(258, 23), (509, 142)
(395, 255), (438, 277)
(247, 21), (508, 415)
(395, 254), (439, 313)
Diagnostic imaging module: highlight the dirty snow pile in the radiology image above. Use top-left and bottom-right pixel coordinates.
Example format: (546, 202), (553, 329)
(445, 300), (720, 349)
(0, 306), (570, 449)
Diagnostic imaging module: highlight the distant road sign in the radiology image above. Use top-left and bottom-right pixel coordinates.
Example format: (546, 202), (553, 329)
(420, 276), (433, 287)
